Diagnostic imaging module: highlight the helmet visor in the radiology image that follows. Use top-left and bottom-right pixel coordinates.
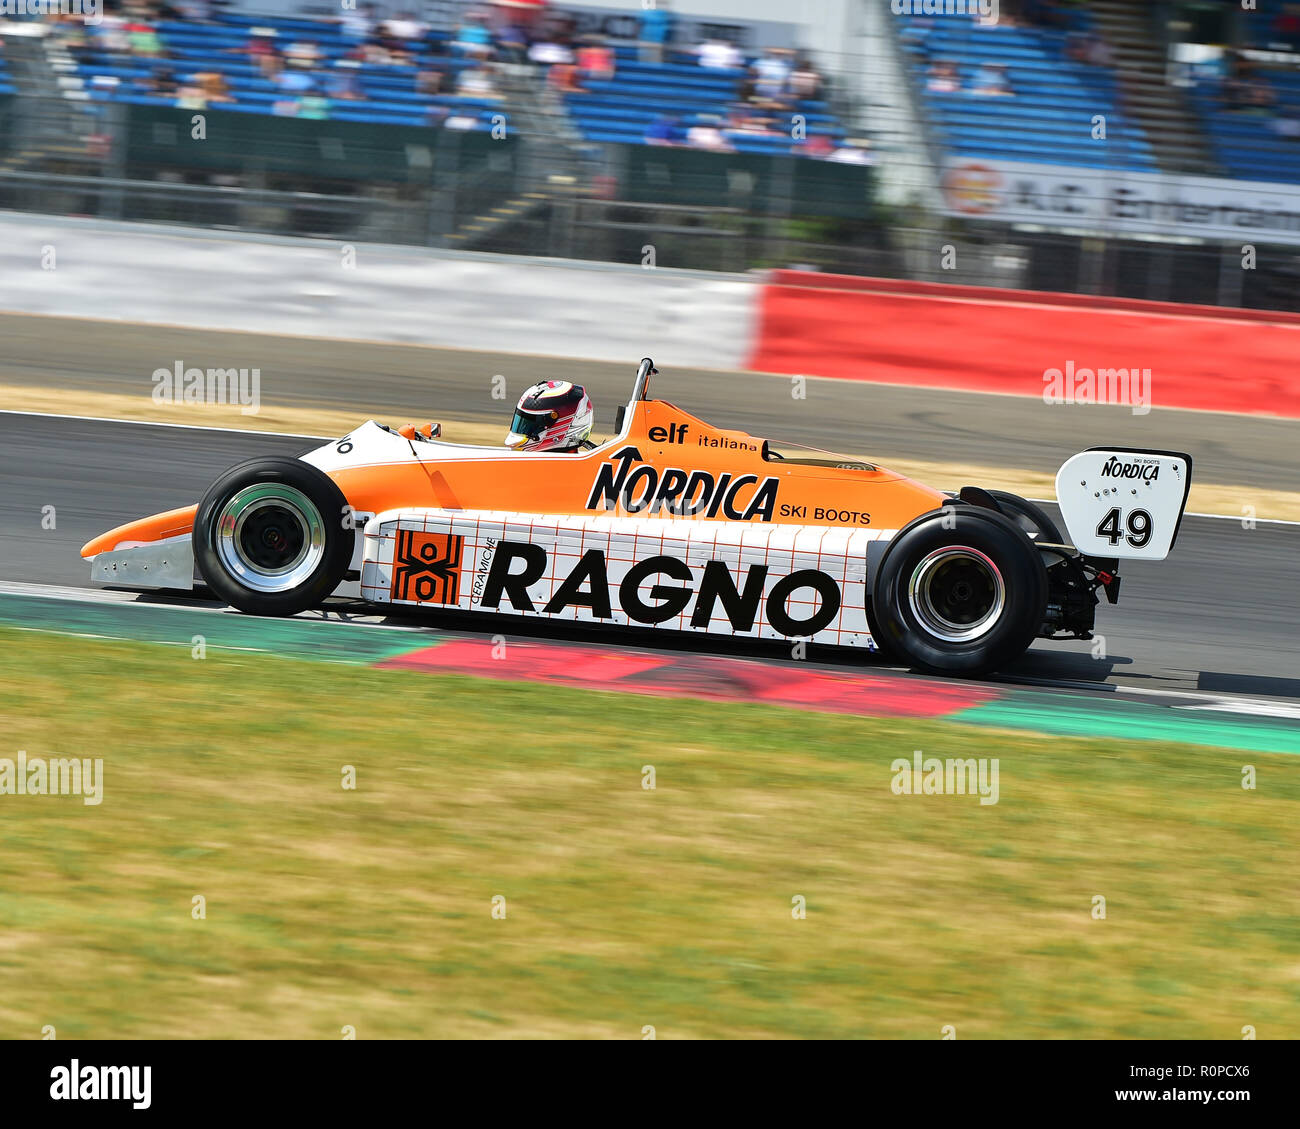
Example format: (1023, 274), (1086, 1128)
(508, 408), (555, 440)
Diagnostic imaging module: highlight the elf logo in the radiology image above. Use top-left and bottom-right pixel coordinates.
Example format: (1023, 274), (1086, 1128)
(648, 422), (689, 443)
(479, 540), (842, 636)
(585, 445), (778, 521)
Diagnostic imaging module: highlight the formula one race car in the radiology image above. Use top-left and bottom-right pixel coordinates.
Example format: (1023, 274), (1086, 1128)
(82, 359), (1193, 676)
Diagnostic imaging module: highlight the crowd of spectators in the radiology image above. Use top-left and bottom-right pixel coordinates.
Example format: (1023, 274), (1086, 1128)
(34, 1), (857, 158)
(926, 58), (1014, 97)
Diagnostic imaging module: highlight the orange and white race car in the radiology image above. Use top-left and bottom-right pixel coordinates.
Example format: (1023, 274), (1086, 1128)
(81, 359), (1193, 675)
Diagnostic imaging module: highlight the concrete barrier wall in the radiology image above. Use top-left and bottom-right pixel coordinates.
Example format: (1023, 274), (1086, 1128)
(0, 212), (758, 371)
(3, 212), (1297, 418)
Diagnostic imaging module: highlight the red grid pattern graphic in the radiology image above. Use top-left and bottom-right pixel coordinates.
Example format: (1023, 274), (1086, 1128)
(361, 510), (892, 648)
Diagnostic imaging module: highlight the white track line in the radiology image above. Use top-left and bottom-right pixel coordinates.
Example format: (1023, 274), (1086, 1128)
(0, 408), (327, 439)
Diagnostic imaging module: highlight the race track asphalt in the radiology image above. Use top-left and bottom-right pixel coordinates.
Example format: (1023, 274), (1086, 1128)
(0, 311), (1296, 491)
(3, 411), (1297, 702)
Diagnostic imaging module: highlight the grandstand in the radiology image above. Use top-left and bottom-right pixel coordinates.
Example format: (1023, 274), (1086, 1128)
(895, 9), (1157, 170)
(562, 47), (846, 155)
(1189, 67), (1300, 185)
(63, 10), (852, 157)
(75, 12), (503, 130)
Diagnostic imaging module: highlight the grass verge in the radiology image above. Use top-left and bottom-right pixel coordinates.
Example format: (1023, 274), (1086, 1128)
(1, 626), (1296, 1038)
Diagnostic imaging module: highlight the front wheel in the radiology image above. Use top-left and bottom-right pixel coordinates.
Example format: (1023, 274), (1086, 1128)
(871, 507), (1048, 676)
(193, 457), (352, 616)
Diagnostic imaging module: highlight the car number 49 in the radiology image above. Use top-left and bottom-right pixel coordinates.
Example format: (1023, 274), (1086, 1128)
(1096, 506), (1153, 549)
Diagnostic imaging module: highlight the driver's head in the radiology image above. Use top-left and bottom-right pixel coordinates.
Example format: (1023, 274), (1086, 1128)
(505, 380), (593, 451)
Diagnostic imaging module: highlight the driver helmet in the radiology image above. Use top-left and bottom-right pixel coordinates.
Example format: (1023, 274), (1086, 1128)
(505, 380), (594, 451)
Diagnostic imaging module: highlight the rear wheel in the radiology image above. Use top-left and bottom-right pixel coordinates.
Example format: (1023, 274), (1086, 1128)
(193, 457), (351, 616)
(987, 489), (1063, 544)
(871, 507), (1048, 676)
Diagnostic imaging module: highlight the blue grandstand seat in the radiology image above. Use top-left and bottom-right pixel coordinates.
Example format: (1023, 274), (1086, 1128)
(559, 46), (846, 155)
(76, 13), (494, 130)
(1189, 63), (1300, 184)
(895, 8), (1157, 172)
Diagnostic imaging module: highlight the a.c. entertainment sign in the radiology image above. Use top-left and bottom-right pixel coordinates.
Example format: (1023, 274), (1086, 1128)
(943, 157), (1300, 246)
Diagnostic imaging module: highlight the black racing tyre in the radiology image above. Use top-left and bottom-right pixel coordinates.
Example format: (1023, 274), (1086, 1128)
(986, 489), (1064, 545)
(871, 506), (1048, 676)
(193, 457), (351, 616)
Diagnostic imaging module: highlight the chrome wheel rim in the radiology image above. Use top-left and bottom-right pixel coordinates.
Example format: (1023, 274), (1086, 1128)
(215, 484), (325, 594)
(908, 546), (1005, 643)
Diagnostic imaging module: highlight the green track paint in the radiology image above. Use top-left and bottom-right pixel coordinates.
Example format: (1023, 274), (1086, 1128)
(0, 593), (433, 665)
(955, 692), (1300, 756)
(5, 591), (1299, 756)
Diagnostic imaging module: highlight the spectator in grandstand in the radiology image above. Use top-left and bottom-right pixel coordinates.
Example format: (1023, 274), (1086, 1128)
(547, 60), (586, 94)
(788, 54), (824, 102)
(1222, 54), (1277, 111)
(698, 37), (744, 71)
(1274, 4), (1300, 50)
(528, 35), (575, 67)
(415, 63), (447, 96)
(173, 0), (215, 20)
(752, 48), (794, 98)
(338, 5), (375, 45)
(576, 36), (615, 82)
(376, 16), (422, 63)
(175, 78), (208, 111)
(285, 38), (324, 71)
(645, 113), (683, 146)
(125, 16), (164, 58)
(458, 61), (502, 99)
(453, 10), (494, 58)
(143, 65), (179, 98)
(243, 30), (283, 79)
(197, 70), (232, 104)
(686, 115), (733, 152)
(384, 11), (427, 45)
(639, 1), (675, 65)
(1065, 30), (1113, 68)
(275, 68), (314, 97)
(97, 14), (131, 55)
(726, 110), (781, 139)
(926, 59), (961, 93)
(326, 61), (365, 101)
(1273, 106), (1300, 140)
(494, 20), (530, 65)
(799, 132), (835, 158)
(299, 93), (330, 120)
(970, 63), (1013, 97)
(829, 139), (874, 165)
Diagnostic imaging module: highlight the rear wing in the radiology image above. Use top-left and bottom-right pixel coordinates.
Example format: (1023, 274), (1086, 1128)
(1055, 447), (1193, 561)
